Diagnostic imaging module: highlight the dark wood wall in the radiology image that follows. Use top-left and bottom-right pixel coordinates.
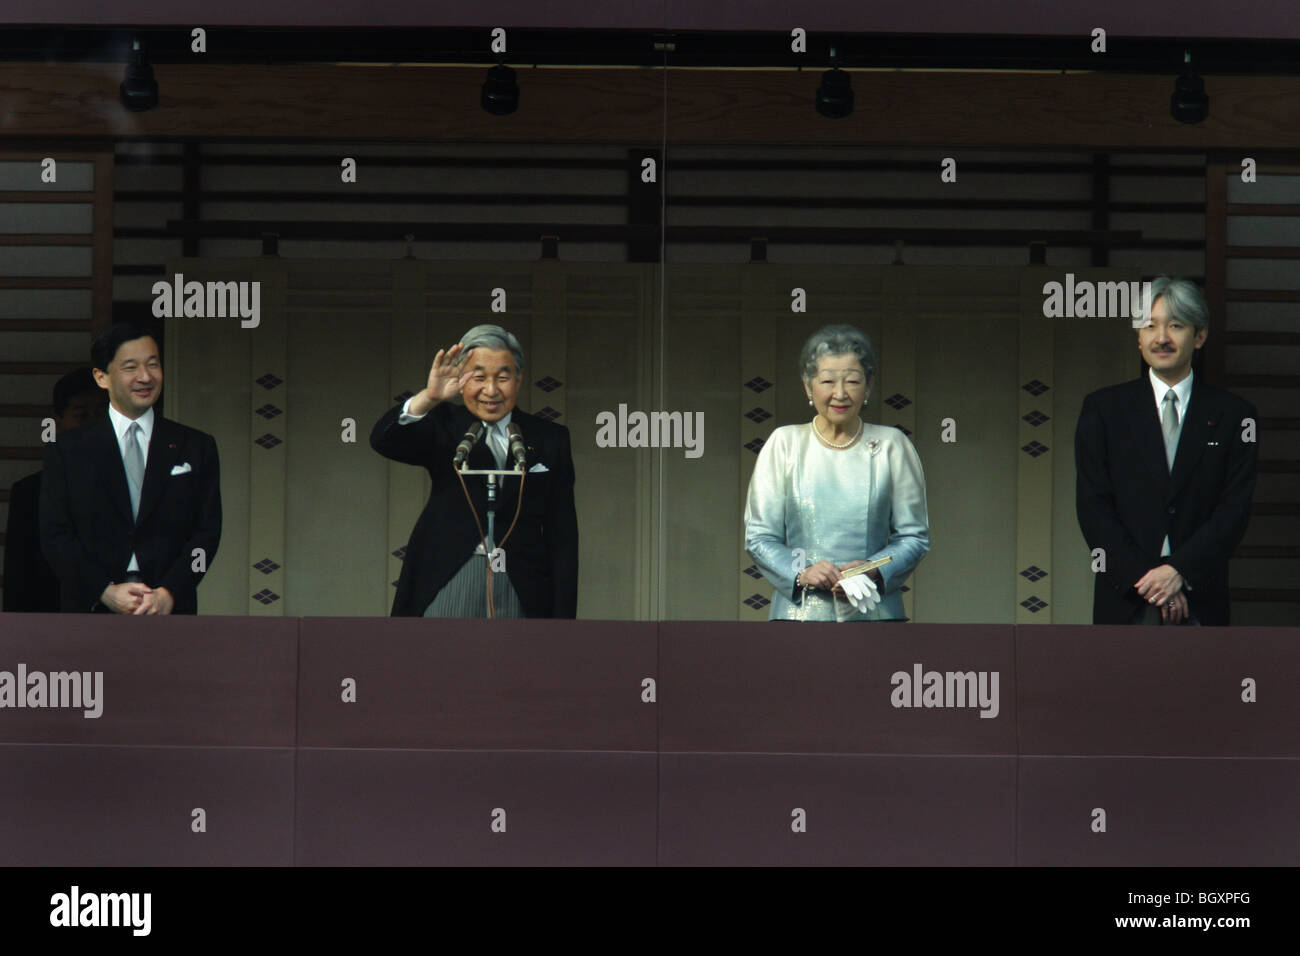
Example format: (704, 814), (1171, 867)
(2, 64), (1298, 149)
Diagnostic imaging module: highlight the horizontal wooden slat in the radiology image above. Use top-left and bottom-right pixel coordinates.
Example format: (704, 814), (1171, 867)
(100, 155), (1222, 175)
(0, 319), (92, 332)
(110, 221), (1202, 251)
(0, 191), (93, 203)
(1255, 464), (1300, 475)
(1230, 588), (1300, 602)
(1224, 165), (1300, 176)
(159, 220), (1147, 246)
(1227, 203), (1300, 216)
(115, 227), (204, 239)
(106, 190), (1214, 214)
(102, 156), (1214, 174)
(1260, 417), (1300, 430)
(0, 404), (50, 417)
(0, 277), (92, 289)
(0, 361), (83, 374)
(1225, 290), (1300, 303)
(1226, 246), (1300, 259)
(0, 234), (92, 245)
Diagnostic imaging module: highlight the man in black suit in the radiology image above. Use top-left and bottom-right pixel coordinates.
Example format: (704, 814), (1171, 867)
(371, 324), (578, 618)
(1075, 277), (1257, 625)
(3, 369), (106, 612)
(40, 324), (222, 614)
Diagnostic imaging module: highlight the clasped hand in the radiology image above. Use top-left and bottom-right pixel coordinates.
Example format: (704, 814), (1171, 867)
(799, 560), (881, 611)
(1135, 564), (1187, 624)
(101, 582), (175, 615)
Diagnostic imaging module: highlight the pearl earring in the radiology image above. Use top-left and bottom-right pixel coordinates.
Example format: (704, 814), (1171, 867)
(808, 398), (813, 406)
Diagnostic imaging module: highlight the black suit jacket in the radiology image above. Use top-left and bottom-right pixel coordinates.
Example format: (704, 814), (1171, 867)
(3, 471), (61, 612)
(39, 413), (222, 614)
(370, 401), (578, 618)
(1074, 375), (1257, 625)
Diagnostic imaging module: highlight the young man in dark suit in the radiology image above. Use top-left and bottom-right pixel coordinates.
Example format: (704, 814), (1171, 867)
(3, 369), (106, 612)
(40, 324), (222, 614)
(1075, 277), (1258, 626)
(371, 324), (579, 618)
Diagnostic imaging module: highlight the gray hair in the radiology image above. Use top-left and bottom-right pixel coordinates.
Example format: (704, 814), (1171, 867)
(800, 324), (878, 384)
(461, 323), (525, 374)
(1149, 276), (1209, 331)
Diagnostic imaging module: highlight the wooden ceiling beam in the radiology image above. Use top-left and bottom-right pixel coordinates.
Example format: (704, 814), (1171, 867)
(2, 64), (1298, 148)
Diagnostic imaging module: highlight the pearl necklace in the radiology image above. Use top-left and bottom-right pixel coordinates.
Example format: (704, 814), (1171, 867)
(812, 416), (863, 449)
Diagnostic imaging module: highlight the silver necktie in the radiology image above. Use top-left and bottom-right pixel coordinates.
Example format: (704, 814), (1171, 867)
(1161, 391), (1180, 470)
(490, 423), (507, 469)
(125, 422), (145, 518)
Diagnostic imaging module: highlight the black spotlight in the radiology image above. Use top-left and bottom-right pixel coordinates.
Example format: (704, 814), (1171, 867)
(815, 67), (853, 119)
(120, 36), (159, 112)
(1170, 52), (1208, 124)
(481, 64), (519, 115)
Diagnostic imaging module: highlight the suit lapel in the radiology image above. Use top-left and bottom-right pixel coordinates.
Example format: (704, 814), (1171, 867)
(494, 415), (537, 512)
(136, 416), (181, 527)
(1167, 378), (1215, 500)
(93, 417), (134, 524)
(1126, 377), (1170, 491)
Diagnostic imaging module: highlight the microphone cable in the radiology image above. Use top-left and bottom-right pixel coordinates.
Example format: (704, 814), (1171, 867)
(453, 455), (527, 619)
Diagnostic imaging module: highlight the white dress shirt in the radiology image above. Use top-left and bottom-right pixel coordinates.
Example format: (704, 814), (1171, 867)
(1149, 367), (1193, 559)
(108, 403), (154, 572)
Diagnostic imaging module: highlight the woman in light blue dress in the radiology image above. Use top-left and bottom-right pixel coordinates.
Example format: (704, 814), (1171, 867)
(743, 325), (930, 622)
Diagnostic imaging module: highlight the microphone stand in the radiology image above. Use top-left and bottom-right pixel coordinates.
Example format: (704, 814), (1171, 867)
(456, 461), (525, 617)
(456, 464), (522, 548)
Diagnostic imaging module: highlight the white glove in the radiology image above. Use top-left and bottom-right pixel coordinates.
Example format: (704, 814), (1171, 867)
(839, 572), (881, 613)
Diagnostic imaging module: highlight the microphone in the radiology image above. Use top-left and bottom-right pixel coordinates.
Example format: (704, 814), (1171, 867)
(506, 423), (527, 471)
(453, 420), (485, 468)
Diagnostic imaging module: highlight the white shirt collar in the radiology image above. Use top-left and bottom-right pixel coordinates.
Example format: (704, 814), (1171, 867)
(488, 411), (512, 435)
(108, 403), (155, 441)
(1149, 366), (1193, 414)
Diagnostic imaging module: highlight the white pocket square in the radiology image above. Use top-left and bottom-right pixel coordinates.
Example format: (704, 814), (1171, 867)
(170, 462), (192, 476)
(528, 463), (549, 474)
